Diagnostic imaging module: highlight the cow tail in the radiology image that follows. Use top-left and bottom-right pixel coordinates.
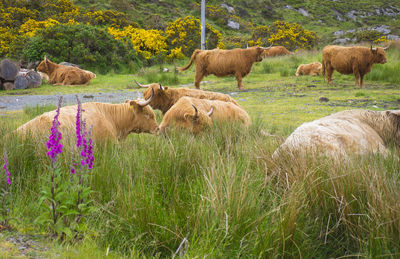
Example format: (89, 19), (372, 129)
(177, 49), (201, 72)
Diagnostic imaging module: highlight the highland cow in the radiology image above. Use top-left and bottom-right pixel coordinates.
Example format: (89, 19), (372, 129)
(178, 46), (270, 90)
(295, 62), (322, 76)
(135, 80), (239, 114)
(36, 57), (96, 86)
(322, 45), (388, 87)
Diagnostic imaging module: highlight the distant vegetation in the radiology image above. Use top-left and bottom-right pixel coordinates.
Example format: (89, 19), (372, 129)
(4, 0), (397, 73)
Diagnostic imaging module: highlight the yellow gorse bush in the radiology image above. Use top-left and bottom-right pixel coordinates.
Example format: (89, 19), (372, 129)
(19, 18), (60, 38)
(251, 20), (317, 50)
(165, 16), (225, 58)
(108, 26), (167, 60)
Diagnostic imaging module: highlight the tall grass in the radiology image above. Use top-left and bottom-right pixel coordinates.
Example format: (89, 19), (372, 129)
(1, 106), (400, 257)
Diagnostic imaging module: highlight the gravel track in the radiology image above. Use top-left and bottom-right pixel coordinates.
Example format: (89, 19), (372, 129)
(0, 91), (143, 111)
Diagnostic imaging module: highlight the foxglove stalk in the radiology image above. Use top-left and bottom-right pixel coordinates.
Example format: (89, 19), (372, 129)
(2, 151), (11, 185)
(46, 97), (63, 165)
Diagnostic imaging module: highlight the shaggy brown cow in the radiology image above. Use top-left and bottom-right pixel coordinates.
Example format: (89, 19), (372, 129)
(274, 109), (400, 158)
(36, 57), (96, 86)
(159, 97), (251, 134)
(322, 45), (388, 87)
(135, 80), (239, 114)
(16, 93), (158, 141)
(295, 62), (322, 76)
(262, 46), (292, 58)
(178, 46), (269, 90)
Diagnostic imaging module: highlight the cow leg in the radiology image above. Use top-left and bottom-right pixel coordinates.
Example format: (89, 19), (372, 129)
(353, 68), (360, 87)
(360, 74), (365, 88)
(326, 66), (334, 85)
(194, 72), (204, 89)
(235, 73), (244, 90)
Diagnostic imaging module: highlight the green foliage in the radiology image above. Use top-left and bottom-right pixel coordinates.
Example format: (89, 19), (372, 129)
(36, 164), (96, 241)
(19, 23), (142, 73)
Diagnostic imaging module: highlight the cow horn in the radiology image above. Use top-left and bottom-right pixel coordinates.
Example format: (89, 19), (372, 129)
(138, 88), (154, 106)
(192, 104), (198, 117)
(382, 44), (390, 50)
(159, 84), (165, 91)
(262, 44), (273, 50)
(134, 79), (150, 88)
(207, 106), (214, 117)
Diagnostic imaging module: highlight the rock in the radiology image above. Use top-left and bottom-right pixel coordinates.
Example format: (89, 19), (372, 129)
(227, 19), (240, 30)
(220, 3), (235, 14)
(333, 38), (352, 45)
(346, 10), (358, 21)
(297, 8), (309, 17)
(319, 97), (329, 103)
(387, 34), (400, 41)
(334, 30), (345, 36)
(59, 62), (80, 68)
(83, 95), (94, 99)
(25, 70), (42, 88)
(307, 85), (317, 88)
(3, 82), (14, 90)
(283, 5), (294, 10)
(14, 75), (28, 89)
(0, 59), (19, 81)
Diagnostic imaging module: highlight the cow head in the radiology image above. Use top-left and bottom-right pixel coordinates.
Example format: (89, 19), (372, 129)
(371, 46), (388, 64)
(182, 104), (213, 134)
(256, 45), (273, 62)
(36, 56), (50, 74)
(136, 80), (172, 112)
(127, 88), (159, 134)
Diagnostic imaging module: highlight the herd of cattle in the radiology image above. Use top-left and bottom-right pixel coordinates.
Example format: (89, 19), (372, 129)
(15, 43), (398, 159)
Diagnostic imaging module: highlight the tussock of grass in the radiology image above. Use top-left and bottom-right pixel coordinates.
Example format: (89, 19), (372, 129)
(2, 115), (400, 257)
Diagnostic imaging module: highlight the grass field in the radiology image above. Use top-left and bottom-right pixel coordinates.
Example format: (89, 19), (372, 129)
(1, 48), (400, 257)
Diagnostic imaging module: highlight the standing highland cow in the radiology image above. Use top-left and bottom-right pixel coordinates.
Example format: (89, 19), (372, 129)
(322, 45), (388, 87)
(178, 46), (270, 90)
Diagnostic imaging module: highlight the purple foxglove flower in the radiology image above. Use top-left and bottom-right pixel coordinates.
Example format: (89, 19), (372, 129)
(2, 151), (11, 185)
(46, 97), (63, 164)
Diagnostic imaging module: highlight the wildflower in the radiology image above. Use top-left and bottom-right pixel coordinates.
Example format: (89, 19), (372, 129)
(46, 97), (63, 164)
(75, 96), (94, 170)
(85, 126), (94, 170)
(2, 151), (11, 185)
(75, 95), (83, 148)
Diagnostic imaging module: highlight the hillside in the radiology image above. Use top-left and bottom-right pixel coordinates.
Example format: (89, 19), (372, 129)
(73, 0), (400, 46)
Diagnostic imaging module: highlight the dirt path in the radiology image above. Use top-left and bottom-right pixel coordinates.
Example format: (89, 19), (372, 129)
(0, 91), (142, 111)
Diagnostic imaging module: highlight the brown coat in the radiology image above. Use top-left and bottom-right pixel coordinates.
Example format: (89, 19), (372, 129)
(262, 46), (292, 58)
(159, 97), (251, 134)
(322, 45), (387, 87)
(275, 109), (400, 158)
(37, 57), (96, 86)
(295, 62), (322, 76)
(178, 46), (266, 90)
(16, 101), (158, 142)
(137, 81), (239, 114)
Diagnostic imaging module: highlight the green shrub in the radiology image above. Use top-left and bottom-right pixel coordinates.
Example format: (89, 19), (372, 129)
(19, 23), (142, 73)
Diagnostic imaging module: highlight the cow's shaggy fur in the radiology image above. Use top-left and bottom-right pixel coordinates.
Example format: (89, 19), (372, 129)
(139, 82), (239, 114)
(178, 46), (265, 90)
(275, 109), (400, 158)
(16, 101), (158, 141)
(262, 46), (292, 58)
(37, 57), (96, 86)
(159, 97), (251, 134)
(322, 45), (387, 87)
(295, 62), (322, 76)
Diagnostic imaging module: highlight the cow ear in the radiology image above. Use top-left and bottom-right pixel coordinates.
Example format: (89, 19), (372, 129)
(124, 99), (130, 103)
(164, 86), (169, 91)
(184, 113), (193, 121)
(129, 100), (139, 111)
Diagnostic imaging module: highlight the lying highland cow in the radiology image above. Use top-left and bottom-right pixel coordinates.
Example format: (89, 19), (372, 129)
(295, 62), (322, 76)
(262, 46), (292, 58)
(16, 91), (158, 141)
(135, 80), (239, 114)
(159, 97), (251, 134)
(274, 109), (400, 158)
(37, 57), (96, 86)
(178, 46), (270, 90)
(322, 45), (388, 87)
